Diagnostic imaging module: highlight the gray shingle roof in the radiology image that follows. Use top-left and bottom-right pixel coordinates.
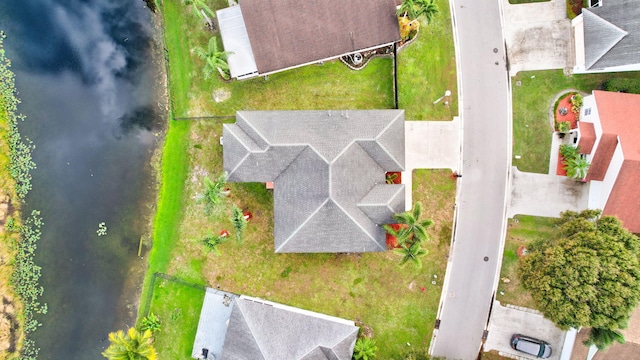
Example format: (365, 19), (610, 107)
(583, 0), (640, 70)
(223, 110), (405, 253)
(236, 0), (400, 75)
(221, 297), (359, 360)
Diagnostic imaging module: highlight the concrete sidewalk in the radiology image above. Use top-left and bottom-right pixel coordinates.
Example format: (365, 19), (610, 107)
(502, 0), (572, 76)
(508, 167), (590, 218)
(404, 118), (461, 210)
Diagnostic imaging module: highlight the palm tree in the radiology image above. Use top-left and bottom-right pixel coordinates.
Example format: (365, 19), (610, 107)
(183, 0), (215, 29)
(397, 0), (439, 25)
(193, 37), (231, 80)
(201, 233), (229, 255)
(353, 337), (378, 360)
(564, 155), (590, 180)
(102, 328), (157, 360)
(230, 205), (247, 243)
(583, 328), (625, 351)
(196, 172), (229, 215)
(386, 201), (433, 245)
(394, 242), (428, 268)
(382, 223), (411, 247)
(559, 144), (579, 160)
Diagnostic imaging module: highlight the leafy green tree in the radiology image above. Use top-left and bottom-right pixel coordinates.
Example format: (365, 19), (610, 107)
(102, 328), (157, 360)
(183, 0), (215, 29)
(140, 313), (161, 333)
(193, 37), (231, 80)
(196, 172), (230, 215)
(384, 202), (433, 246)
(353, 337), (378, 360)
(519, 210), (640, 332)
(230, 205), (247, 243)
(583, 328), (625, 351)
(564, 155), (590, 180)
(395, 242), (428, 268)
(201, 233), (229, 255)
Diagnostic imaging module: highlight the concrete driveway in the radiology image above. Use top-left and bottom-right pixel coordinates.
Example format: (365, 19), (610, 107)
(404, 118), (461, 209)
(485, 301), (566, 360)
(502, 0), (572, 76)
(508, 167), (589, 218)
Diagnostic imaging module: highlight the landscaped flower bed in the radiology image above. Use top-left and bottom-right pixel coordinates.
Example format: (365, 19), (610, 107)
(554, 92), (580, 131)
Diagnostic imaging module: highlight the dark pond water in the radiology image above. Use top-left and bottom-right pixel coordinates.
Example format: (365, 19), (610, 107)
(0, 0), (164, 358)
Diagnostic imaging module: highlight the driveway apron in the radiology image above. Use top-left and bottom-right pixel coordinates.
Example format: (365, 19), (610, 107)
(502, 0), (572, 76)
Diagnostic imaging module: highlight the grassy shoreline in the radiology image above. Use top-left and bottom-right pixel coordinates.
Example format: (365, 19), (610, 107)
(1, 33), (42, 359)
(0, 49), (24, 360)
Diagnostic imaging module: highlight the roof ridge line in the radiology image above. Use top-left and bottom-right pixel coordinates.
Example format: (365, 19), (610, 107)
(329, 197), (385, 251)
(275, 198), (330, 252)
(236, 299), (268, 360)
(584, 9), (629, 69)
(237, 111), (271, 149)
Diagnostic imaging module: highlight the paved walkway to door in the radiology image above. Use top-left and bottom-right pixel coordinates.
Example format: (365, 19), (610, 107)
(404, 118), (461, 209)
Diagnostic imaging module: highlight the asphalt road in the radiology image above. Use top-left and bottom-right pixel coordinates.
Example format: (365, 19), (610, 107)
(430, 0), (511, 359)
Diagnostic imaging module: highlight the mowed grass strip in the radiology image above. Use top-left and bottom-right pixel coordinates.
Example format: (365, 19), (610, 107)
(511, 70), (640, 174)
(496, 215), (556, 309)
(397, 0), (458, 121)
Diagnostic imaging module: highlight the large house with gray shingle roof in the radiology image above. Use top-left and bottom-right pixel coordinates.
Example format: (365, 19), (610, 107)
(216, 0), (400, 79)
(577, 90), (640, 233)
(572, 0), (640, 73)
(223, 110), (405, 253)
(192, 289), (359, 360)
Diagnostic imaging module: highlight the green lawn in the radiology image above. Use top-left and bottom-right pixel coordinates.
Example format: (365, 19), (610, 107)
(496, 215), (556, 309)
(142, 112), (456, 358)
(397, 0), (458, 121)
(145, 276), (205, 357)
(162, 0), (394, 118)
(143, 0), (459, 358)
(511, 70), (640, 174)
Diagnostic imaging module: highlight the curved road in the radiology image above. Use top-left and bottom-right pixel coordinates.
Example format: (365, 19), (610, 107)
(430, 0), (512, 359)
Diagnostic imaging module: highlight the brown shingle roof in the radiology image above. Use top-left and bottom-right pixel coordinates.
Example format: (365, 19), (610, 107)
(603, 160), (640, 233)
(585, 133), (618, 181)
(239, 0), (400, 74)
(578, 121), (596, 154)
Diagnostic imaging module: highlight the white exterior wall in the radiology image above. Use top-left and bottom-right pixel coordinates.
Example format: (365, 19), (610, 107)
(598, 140), (624, 210)
(588, 180), (602, 210)
(572, 15), (586, 72)
(574, 62), (640, 74)
(579, 94), (601, 162)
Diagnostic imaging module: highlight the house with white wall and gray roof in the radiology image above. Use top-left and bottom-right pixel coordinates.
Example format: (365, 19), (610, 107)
(192, 288), (359, 360)
(572, 0), (640, 73)
(223, 110), (406, 253)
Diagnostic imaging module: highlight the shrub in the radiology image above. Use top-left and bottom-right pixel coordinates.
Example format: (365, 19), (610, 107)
(601, 78), (640, 94)
(353, 337), (378, 360)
